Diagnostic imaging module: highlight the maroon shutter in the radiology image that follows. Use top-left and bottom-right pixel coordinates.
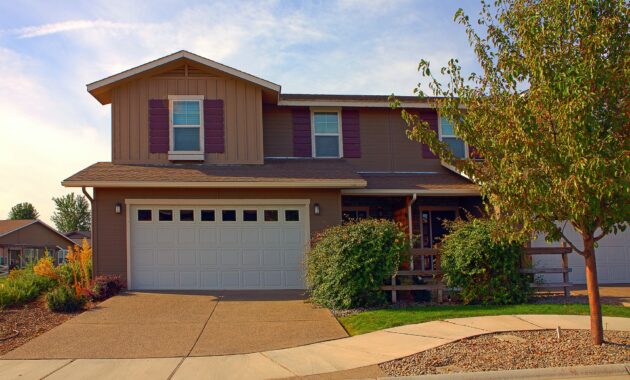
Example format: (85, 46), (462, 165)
(342, 108), (361, 158)
(293, 108), (311, 157)
(149, 99), (169, 153)
(419, 109), (439, 159)
(204, 99), (224, 153)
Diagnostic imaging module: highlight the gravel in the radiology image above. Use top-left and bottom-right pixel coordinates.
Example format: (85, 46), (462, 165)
(0, 298), (82, 356)
(379, 329), (630, 376)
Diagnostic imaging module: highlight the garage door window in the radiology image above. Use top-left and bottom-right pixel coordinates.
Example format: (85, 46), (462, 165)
(159, 210), (173, 221)
(264, 210), (278, 222)
(243, 210), (257, 222)
(285, 210), (300, 221)
(180, 210), (194, 221)
(201, 210), (215, 221)
(222, 210), (236, 222)
(137, 210), (152, 221)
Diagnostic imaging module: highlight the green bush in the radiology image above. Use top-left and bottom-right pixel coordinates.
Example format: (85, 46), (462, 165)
(440, 218), (530, 305)
(306, 219), (408, 309)
(0, 267), (57, 308)
(46, 285), (86, 312)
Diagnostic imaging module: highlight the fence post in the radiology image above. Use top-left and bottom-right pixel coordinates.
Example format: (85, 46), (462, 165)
(561, 242), (570, 297)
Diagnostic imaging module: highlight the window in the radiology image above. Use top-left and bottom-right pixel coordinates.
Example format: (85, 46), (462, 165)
(312, 110), (341, 157)
(159, 210), (173, 221)
(264, 210), (279, 222)
(138, 209), (152, 221)
(342, 207), (369, 222)
(169, 95), (204, 160)
(440, 116), (467, 159)
(201, 210), (215, 221)
(285, 210), (300, 222)
(180, 210), (194, 221)
(222, 210), (236, 222)
(243, 210), (257, 222)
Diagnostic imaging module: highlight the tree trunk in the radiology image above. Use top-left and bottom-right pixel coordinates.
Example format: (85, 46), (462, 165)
(583, 234), (603, 345)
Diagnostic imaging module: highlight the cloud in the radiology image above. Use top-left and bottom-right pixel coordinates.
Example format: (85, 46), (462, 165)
(13, 19), (140, 38)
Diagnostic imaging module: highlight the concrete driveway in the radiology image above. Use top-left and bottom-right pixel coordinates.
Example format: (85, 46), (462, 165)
(2, 291), (347, 359)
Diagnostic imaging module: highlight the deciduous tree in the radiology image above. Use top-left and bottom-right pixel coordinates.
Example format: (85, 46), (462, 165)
(8, 202), (39, 220)
(51, 193), (91, 233)
(397, 0), (629, 344)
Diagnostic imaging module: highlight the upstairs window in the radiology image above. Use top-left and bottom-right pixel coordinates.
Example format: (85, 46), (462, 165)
(169, 95), (204, 159)
(439, 116), (467, 159)
(312, 110), (341, 158)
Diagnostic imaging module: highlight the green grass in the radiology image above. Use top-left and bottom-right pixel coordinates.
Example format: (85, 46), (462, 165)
(339, 304), (630, 335)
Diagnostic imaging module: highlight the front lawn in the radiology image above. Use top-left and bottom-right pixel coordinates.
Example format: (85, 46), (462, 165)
(339, 304), (630, 335)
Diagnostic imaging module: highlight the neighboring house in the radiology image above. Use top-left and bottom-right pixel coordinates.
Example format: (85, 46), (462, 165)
(0, 219), (76, 269)
(64, 230), (91, 246)
(62, 50), (486, 291)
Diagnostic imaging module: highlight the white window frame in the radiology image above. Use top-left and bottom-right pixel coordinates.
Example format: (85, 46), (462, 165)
(310, 107), (343, 158)
(438, 113), (469, 159)
(168, 95), (205, 161)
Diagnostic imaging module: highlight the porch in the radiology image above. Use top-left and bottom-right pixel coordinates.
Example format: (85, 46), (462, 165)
(0, 245), (67, 271)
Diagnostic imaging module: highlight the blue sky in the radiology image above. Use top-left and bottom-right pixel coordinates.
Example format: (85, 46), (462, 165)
(0, 0), (482, 224)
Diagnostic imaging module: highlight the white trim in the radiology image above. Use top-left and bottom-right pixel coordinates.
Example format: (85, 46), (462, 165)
(279, 99), (433, 108)
(124, 198), (311, 289)
(438, 113), (469, 159)
(125, 199), (311, 206)
(63, 179), (367, 188)
(169, 96), (204, 159)
(87, 50), (281, 93)
(310, 107), (343, 158)
(341, 188), (480, 196)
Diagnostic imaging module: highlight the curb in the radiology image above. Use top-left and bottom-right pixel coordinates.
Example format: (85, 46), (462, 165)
(379, 363), (630, 379)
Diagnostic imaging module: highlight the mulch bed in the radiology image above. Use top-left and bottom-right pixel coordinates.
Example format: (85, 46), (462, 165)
(380, 329), (630, 376)
(0, 298), (83, 356)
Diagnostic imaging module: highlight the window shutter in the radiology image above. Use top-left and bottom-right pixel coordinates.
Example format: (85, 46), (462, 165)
(204, 99), (224, 153)
(419, 110), (439, 159)
(342, 108), (360, 158)
(292, 108), (312, 157)
(149, 99), (169, 153)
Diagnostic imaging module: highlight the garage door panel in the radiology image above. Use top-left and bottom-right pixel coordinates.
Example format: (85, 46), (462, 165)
(243, 249), (261, 266)
(178, 249), (197, 265)
(130, 204), (307, 290)
(199, 249), (218, 265)
(221, 271), (240, 288)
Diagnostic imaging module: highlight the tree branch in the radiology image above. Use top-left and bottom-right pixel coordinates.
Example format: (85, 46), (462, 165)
(558, 224), (585, 256)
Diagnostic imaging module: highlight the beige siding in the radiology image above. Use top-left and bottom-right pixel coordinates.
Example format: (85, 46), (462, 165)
(262, 106), (444, 172)
(0, 223), (73, 248)
(111, 74), (264, 164)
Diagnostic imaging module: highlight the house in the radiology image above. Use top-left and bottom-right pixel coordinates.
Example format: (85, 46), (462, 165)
(64, 230), (91, 246)
(0, 219), (76, 269)
(62, 50), (486, 291)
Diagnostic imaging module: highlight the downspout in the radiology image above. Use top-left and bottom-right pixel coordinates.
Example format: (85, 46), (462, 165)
(82, 186), (96, 278)
(407, 193), (418, 271)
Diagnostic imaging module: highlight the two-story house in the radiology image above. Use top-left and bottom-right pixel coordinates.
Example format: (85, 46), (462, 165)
(63, 50), (482, 291)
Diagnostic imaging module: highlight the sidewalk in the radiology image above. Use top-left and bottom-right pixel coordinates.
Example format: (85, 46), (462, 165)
(1, 314), (629, 380)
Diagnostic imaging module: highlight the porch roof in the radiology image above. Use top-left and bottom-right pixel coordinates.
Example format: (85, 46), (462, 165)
(342, 171), (480, 196)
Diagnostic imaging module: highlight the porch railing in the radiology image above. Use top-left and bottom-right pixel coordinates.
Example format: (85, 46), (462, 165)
(383, 245), (573, 303)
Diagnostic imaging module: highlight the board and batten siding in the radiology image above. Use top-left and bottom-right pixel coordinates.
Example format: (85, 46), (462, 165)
(111, 76), (264, 164)
(262, 106), (445, 172)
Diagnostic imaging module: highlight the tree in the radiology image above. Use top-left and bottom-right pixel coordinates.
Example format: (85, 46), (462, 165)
(396, 0), (628, 345)
(8, 202), (40, 220)
(51, 193), (91, 233)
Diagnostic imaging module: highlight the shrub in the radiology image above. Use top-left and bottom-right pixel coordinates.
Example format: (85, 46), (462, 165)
(440, 218), (530, 305)
(0, 267), (57, 308)
(91, 275), (125, 301)
(46, 285), (86, 312)
(306, 219), (408, 309)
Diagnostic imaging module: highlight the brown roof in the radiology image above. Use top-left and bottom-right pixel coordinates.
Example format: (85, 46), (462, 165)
(63, 160), (367, 188)
(280, 94), (440, 103)
(0, 220), (36, 236)
(358, 170), (479, 193)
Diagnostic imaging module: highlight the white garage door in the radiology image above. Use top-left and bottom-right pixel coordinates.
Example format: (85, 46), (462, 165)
(128, 201), (309, 290)
(532, 225), (630, 284)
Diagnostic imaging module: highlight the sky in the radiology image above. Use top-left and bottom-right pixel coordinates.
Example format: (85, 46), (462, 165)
(0, 0), (482, 226)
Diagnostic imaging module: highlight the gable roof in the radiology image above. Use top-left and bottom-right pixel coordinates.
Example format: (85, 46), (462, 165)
(0, 219), (76, 245)
(87, 50), (281, 105)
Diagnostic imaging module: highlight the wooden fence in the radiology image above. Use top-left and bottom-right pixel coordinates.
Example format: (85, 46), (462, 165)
(384, 245), (572, 303)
